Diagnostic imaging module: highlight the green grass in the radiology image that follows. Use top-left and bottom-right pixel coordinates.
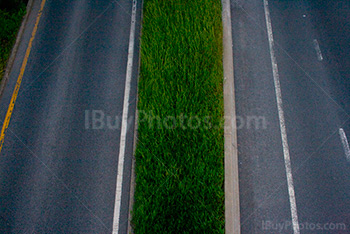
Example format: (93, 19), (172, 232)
(0, 4), (26, 80)
(132, 0), (224, 233)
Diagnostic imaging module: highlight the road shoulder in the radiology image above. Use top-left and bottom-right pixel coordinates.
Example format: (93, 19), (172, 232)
(0, 0), (34, 99)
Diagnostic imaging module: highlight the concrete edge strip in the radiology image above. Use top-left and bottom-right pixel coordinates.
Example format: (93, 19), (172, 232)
(0, 0), (35, 99)
(127, 108), (137, 234)
(221, 0), (241, 233)
(127, 0), (144, 233)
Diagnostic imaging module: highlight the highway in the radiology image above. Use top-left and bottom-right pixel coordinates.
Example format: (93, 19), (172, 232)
(0, 0), (141, 233)
(231, 0), (350, 233)
(1, 0), (350, 233)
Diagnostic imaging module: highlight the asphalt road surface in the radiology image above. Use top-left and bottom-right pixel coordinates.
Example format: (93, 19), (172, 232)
(231, 0), (350, 233)
(0, 0), (141, 233)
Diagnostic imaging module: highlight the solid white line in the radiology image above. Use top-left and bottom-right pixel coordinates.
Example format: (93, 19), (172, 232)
(339, 128), (350, 162)
(313, 39), (323, 61)
(263, 1), (300, 234)
(112, 0), (137, 233)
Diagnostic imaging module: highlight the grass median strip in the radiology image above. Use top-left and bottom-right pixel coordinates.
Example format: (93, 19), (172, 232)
(0, 3), (26, 80)
(132, 0), (224, 233)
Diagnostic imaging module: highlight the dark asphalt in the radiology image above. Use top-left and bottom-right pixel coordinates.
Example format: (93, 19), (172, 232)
(231, 0), (350, 233)
(0, 0), (141, 233)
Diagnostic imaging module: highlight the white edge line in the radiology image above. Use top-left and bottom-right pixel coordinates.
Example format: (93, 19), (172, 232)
(112, 0), (137, 233)
(263, 1), (300, 234)
(339, 128), (350, 162)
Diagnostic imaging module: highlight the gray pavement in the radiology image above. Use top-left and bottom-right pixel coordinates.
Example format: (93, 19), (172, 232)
(231, 0), (350, 233)
(0, 0), (141, 233)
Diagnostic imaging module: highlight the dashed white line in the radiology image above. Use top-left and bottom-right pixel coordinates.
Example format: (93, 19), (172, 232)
(339, 128), (350, 162)
(263, 1), (300, 234)
(112, 0), (137, 233)
(313, 39), (323, 61)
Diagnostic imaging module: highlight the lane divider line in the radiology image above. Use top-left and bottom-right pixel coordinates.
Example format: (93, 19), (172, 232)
(0, 0), (47, 153)
(313, 39), (323, 61)
(112, 0), (137, 233)
(339, 128), (350, 162)
(263, 1), (300, 233)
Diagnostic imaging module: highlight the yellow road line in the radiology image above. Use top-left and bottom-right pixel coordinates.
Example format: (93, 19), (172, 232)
(0, 0), (46, 152)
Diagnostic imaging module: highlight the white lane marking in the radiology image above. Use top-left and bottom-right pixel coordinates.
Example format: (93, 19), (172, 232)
(112, 0), (137, 233)
(313, 39), (323, 61)
(339, 128), (350, 162)
(263, 1), (300, 234)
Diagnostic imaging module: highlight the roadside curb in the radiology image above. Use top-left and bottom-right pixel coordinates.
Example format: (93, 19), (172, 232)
(127, 0), (144, 233)
(127, 106), (138, 234)
(221, 0), (241, 233)
(0, 0), (35, 99)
